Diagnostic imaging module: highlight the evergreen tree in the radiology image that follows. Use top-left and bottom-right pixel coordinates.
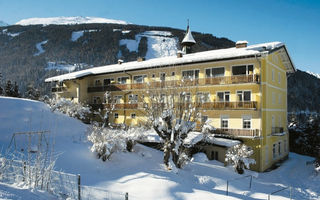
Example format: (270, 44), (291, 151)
(5, 80), (13, 96)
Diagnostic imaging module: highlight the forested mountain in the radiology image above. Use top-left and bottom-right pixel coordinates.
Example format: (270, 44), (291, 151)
(0, 22), (234, 95)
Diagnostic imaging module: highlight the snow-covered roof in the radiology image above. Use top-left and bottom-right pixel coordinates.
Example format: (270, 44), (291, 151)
(236, 40), (248, 45)
(181, 27), (196, 44)
(183, 132), (241, 148)
(45, 41), (294, 82)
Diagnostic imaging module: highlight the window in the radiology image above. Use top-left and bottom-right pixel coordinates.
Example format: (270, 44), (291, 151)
(114, 113), (119, 119)
(278, 72), (281, 84)
(273, 144), (276, 159)
(131, 113), (136, 119)
(133, 75), (147, 83)
(217, 91), (230, 102)
(160, 73), (166, 81)
(180, 92), (191, 102)
(171, 71), (175, 76)
(152, 74), (155, 78)
(221, 116), (228, 129)
(93, 96), (101, 104)
(103, 78), (114, 85)
(265, 146), (269, 165)
(237, 91), (251, 101)
(278, 141), (282, 156)
(272, 92), (276, 104)
(206, 67), (225, 77)
(59, 81), (64, 87)
(114, 95), (122, 103)
(232, 65), (253, 75)
(160, 94), (166, 103)
(196, 92), (210, 103)
(243, 116), (251, 129)
(272, 69), (275, 81)
(117, 77), (129, 84)
(95, 79), (101, 86)
(272, 115), (275, 128)
(128, 94), (138, 103)
(210, 151), (219, 160)
(284, 140), (287, 152)
(182, 70), (199, 80)
(278, 94), (282, 105)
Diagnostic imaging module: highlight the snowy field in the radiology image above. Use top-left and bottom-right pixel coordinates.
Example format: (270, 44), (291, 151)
(0, 97), (319, 199)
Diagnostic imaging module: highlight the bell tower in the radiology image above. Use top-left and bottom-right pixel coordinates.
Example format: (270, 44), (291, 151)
(181, 20), (196, 54)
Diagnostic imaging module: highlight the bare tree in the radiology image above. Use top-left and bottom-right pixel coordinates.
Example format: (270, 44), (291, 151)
(143, 81), (201, 169)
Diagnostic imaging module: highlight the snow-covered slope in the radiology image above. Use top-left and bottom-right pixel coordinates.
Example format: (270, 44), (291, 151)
(306, 71), (320, 79)
(15, 16), (128, 26)
(119, 30), (178, 59)
(0, 97), (319, 200)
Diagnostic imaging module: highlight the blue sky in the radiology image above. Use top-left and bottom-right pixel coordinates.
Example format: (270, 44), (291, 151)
(0, 0), (319, 73)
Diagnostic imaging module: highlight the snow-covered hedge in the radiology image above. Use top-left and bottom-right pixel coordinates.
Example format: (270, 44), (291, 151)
(87, 125), (149, 161)
(48, 98), (91, 120)
(225, 144), (256, 174)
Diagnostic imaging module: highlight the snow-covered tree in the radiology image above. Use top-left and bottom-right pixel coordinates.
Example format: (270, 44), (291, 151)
(48, 98), (91, 121)
(24, 84), (41, 100)
(87, 125), (149, 161)
(143, 86), (200, 169)
(225, 144), (256, 174)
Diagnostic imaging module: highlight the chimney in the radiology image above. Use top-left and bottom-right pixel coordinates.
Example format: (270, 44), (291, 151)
(177, 51), (183, 58)
(236, 40), (248, 48)
(118, 59), (124, 64)
(137, 57), (145, 62)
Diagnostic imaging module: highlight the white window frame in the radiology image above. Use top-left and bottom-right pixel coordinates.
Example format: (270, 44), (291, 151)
(231, 64), (254, 76)
(221, 115), (229, 129)
(114, 113), (119, 119)
(278, 72), (281, 84)
(273, 143), (277, 159)
(236, 90), (252, 102)
(133, 74), (147, 83)
(128, 94), (138, 103)
(94, 79), (101, 86)
(205, 66), (225, 78)
(114, 95), (122, 104)
(272, 69), (275, 81)
(242, 115), (251, 129)
(182, 69), (200, 80)
(131, 113), (136, 119)
(216, 91), (230, 102)
(117, 76), (129, 84)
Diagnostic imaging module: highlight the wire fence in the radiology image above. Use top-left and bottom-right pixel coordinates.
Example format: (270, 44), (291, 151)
(0, 159), (128, 200)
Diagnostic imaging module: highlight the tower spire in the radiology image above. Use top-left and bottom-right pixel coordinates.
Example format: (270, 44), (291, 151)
(181, 19), (196, 54)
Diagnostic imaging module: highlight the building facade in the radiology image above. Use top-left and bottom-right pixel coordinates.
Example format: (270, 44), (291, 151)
(46, 31), (295, 172)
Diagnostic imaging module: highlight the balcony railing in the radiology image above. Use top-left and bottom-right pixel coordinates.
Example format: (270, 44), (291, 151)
(271, 127), (284, 135)
(215, 128), (260, 137)
(51, 87), (67, 93)
(205, 74), (259, 85)
(87, 74), (260, 93)
(101, 101), (257, 111)
(200, 101), (257, 110)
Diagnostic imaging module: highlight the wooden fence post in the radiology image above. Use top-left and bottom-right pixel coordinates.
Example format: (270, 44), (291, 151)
(226, 180), (229, 195)
(77, 174), (81, 200)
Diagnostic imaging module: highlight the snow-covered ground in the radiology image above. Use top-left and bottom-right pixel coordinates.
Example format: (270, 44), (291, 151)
(34, 40), (48, 56)
(15, 16), (128, 26)
(119, 30), (178, 59)
(1, 29), (22, 37)
(0, 97), (319, 199)
(45, 61), (89, 72)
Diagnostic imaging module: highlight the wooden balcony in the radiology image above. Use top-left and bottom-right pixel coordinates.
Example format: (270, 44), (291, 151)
(51, 87), (67, 93)
(86, 74), (260, 93)
(205, 74), (259, 85)
(200, 101), (257, 110)
(215, 128), (260, 137)
(104, 103), (139, 109)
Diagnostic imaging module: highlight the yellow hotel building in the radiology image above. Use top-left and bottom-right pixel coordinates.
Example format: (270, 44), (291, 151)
(45, 29), (295, 172)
